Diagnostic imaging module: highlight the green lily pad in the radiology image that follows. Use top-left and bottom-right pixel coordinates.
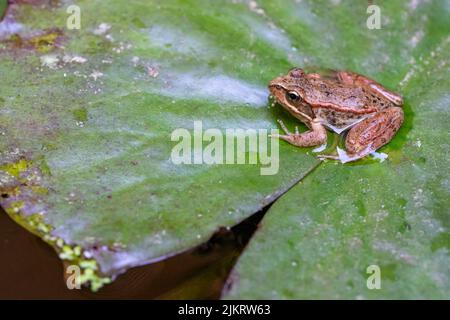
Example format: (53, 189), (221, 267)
(0, 0), (322, 289)
(0, 1), (6, 19)
(1, 0), (449, 296)
(223, 1), (450, 299)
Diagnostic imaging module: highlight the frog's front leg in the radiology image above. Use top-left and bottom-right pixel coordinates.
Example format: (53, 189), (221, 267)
(336, 71), (403, 106)
(271, 118), (327, 147)
(320, 107), (403, 162)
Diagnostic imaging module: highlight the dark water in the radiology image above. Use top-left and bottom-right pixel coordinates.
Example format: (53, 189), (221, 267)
(0, 207), (264, 299)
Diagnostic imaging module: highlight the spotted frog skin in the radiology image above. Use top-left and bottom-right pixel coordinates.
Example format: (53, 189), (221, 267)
(269, 68), (404, 162)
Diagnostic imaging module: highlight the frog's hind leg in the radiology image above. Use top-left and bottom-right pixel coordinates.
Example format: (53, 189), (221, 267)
(271, 119), (327, 147)
(336, 71), (403, 106)
(320, 107), (403, 162)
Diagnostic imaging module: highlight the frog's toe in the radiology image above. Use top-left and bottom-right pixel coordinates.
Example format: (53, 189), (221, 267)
(276, 119), (291, 135)
(275, 134), (292, 140)
(269, 132), (291, 140)
(317, 154), (339, 161)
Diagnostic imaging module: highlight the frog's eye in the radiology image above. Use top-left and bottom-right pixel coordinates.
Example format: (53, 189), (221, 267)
(287, 91), (300, 102)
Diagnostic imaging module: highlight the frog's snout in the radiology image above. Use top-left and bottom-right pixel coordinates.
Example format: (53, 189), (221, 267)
(268, 79), (278, 88)
(268, 79), (284, 92)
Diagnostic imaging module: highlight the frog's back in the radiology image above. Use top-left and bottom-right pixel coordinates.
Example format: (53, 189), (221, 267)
(304, 79), (393, 133)
(303, 79), (369, 110)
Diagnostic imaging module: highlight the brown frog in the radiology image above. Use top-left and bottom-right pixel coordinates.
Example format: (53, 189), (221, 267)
(269, 68), (404, 162)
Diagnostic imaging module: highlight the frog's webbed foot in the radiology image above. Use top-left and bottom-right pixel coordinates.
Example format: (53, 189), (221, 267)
(270, 119), (327, 148)
(317, 146), (373, 163)
(336, 70), (403, 106)
(317, 154), (338, 160)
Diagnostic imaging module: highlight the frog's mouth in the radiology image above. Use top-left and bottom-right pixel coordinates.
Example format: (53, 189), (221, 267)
(268, 86), (291, 111)
(268, 81), (288, 103)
